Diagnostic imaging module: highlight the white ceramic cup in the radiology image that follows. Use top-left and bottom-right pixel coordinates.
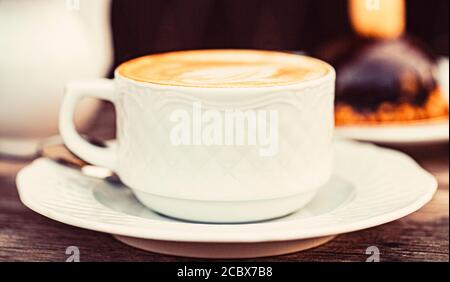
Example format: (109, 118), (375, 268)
(59, 53), (335, 223)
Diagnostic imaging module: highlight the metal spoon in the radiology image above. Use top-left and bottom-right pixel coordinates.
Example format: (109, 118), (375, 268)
(37, 136), (123, 186)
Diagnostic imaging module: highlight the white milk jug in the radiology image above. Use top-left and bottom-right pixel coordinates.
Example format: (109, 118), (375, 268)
(0, 0), (112, 139)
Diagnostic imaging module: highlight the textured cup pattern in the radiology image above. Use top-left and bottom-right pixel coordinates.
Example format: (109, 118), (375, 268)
(115, 76), (335, 201)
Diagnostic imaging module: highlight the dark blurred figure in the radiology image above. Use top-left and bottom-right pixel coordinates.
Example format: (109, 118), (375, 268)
(111, 0), (448, 71)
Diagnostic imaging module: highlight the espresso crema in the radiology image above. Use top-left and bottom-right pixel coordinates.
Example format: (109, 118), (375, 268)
(117, 50), (330, 88)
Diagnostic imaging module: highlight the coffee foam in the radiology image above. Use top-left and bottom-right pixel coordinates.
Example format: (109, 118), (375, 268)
(117, 50), (329, 88)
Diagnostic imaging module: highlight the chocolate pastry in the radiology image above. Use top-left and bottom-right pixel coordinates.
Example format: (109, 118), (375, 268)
(318, 36), (448, 125)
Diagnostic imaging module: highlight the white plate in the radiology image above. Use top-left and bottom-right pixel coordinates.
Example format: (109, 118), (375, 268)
(335, 58), (450, 145)
(335, 120), (449, 145)
(16, 141), (437, 247)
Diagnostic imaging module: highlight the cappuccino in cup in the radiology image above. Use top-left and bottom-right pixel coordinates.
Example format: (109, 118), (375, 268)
(118, 49), (329, 87)
(60, 50), (335, 223)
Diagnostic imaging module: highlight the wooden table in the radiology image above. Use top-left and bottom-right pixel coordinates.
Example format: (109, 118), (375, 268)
(0, 106), (448, 262)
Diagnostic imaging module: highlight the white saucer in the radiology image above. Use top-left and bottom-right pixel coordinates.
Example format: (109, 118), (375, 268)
(335, 58), (450, 145)
(16, 141), (437, 258)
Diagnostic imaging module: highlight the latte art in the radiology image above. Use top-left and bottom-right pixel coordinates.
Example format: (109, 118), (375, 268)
(117, 50), (329, 88)
(179, 66), (282, 85)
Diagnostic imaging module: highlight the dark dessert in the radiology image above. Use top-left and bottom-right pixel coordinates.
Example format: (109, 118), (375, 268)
(318, 37), (448, 125)
(317, 0), (448, 125)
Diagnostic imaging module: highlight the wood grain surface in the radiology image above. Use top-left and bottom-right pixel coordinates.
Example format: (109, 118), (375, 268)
(0, 105), (448, 262)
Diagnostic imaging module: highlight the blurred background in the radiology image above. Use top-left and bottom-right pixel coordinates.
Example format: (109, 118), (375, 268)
(111, 0), (449, 71)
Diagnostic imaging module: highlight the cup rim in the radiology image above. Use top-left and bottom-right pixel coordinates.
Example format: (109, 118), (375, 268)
(114, 50), (336, 94)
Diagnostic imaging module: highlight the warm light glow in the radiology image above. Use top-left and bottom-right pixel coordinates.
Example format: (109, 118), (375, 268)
(349, 0), (406, 39)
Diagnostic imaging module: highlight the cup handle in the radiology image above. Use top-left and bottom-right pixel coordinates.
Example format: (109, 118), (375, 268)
(59, 79), (117, 171)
